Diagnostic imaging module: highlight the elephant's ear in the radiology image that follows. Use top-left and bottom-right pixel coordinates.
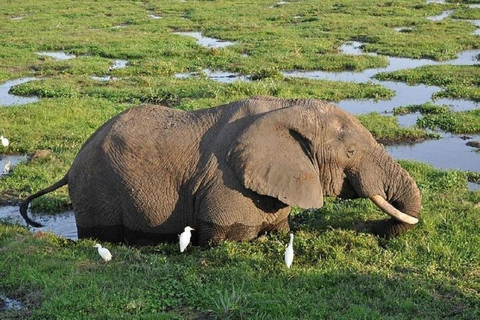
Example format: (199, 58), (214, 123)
(227, 106), (323, 209)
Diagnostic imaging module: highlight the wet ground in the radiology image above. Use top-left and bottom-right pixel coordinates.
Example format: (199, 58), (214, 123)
(173, 31), (234, 49)
(174, 68), (249, 83)
(0, 205), (77, 239)
(36, 51), (76, 60)
(0, 295), (22, 312)
(0, 77), (39, 106)
(0, 155), (29, 176)
(0, 1), (479, 240)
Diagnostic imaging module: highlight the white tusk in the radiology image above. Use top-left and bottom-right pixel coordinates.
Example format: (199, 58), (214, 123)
(370, 195), (419, 225)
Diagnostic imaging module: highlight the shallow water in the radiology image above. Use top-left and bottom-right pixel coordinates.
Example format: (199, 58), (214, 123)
(285, 41), (480, 115)
(91, 76), (113, 81)
(91, 59), (128, 81)
(148, 14), (162, 19)
(174, 68), (249, 83)
(0, 296), (22, 311)
(0, 77), (39, 106)
(0, 155), (29, 176)
(386, 134), (480, 172)
(394, 27), (413, 32)
(173, 32), (234, 49)
(36, 51), (76, 60)
(0, 206), (77, 240)
(111, 59), (128, 69)
(427, 9), (455, 21)
(396, 113), (421, 127)
(468, 182), (480, 191)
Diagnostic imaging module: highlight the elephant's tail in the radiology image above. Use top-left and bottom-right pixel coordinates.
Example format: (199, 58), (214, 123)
(19, 174), (69, 227)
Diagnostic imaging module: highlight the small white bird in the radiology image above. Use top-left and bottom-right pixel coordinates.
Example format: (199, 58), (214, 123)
(284, 233), (294, 269)
(1, 136), (9, 148)
(3, 158), (11, 175)
(93, 243), (112, 262)
(179, 226), (194, 252)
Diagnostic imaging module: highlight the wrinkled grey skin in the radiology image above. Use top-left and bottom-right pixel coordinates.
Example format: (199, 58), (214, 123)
(20, 96), (421, 245)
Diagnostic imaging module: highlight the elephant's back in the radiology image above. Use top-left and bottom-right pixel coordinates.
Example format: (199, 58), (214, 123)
(69, 104), (205, 234)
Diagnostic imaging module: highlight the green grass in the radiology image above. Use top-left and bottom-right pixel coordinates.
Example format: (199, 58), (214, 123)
(358, 112), (438, 144)
(393, 103), (480, 134)
(1, 0), (480, 318)
(1, 161), (480, 319)
(417, 109), (480, 133)
(375, 65), (480, 102)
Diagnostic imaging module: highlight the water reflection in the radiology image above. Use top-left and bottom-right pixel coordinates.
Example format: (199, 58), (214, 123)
(427, 10), (455, 21)
(386, 134), (480, 172)
(148, 14), (162, 19)
(284, 42), (480, 114)
(0, 78), (39, 107)
(396, 113), (421, 127)
(0, 155), (28, 176)
(0, 206), (77, 240)
(174, 68), (248, 83)
(468, 182), (480, 191)
(111, 59), (128, 69)
(36, 51), (76, 60)
(173, 32), (234, 49)
(0, 296), (22, 312)
(91, 76), (112, 81)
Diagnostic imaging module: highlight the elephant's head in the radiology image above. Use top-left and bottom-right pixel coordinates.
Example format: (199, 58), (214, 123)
(227, 99), (421, 237)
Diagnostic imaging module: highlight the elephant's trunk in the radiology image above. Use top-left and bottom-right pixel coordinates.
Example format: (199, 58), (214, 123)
(362, 146), (422, 238)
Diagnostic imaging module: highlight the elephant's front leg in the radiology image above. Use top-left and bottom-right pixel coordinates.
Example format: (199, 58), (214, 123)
(195, 186), (291, 246)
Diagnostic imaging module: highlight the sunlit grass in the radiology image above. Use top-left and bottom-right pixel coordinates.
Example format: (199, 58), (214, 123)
(1, 0), (480, 318)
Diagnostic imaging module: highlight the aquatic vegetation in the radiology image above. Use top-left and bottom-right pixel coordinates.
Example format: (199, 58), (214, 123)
(1, 1), (480, 318)
(358, 112), (437, 144)
(417, 109), (480, 133)
(375, 65), (480, 101)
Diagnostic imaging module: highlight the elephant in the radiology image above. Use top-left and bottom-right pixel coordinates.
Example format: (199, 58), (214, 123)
(20, 96), (421, 245)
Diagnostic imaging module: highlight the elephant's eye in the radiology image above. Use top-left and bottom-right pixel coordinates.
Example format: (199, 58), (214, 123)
(347, 149), (356, 158)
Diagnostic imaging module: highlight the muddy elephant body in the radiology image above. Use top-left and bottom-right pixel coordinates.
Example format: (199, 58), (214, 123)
(21, 97), (421, 245)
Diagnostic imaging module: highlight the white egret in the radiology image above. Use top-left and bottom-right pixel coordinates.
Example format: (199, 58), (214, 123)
(284, 233), (294, 268)
(93, 243), (112, 262)
(3, 158), (11, 175)
(179, 226), (194, 252)
(1, 136), (9, 148)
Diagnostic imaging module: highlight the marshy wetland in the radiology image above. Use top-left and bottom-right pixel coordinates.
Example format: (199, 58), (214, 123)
(1, 0), (480, 318)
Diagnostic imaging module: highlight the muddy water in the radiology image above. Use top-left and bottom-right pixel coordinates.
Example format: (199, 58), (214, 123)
(0, 206), (77, 240)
